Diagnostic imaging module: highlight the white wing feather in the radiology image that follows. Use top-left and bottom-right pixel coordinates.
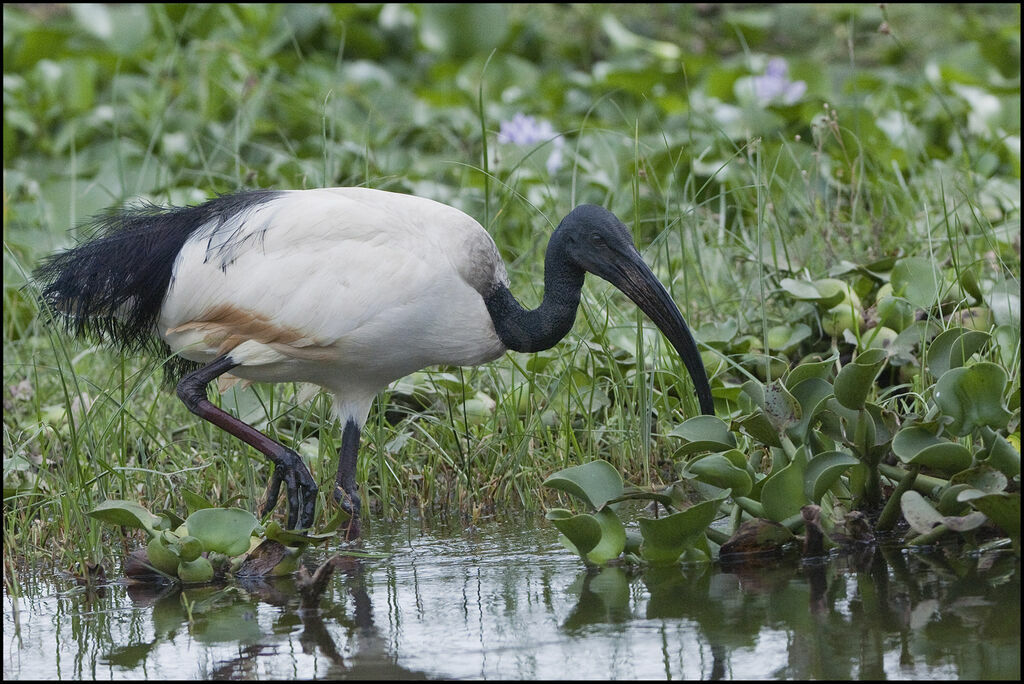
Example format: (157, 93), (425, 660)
(159, 188), (507, 409)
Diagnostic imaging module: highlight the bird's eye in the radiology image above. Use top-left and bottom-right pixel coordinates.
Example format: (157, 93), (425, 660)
(590, 233), (606, 247)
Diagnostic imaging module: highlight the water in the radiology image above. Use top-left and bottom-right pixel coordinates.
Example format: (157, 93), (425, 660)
(4, 518), (1020, 680)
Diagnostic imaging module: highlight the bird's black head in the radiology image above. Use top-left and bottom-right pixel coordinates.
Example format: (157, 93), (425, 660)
(554, 204), (639, 274)
(553, 204), (715, 415)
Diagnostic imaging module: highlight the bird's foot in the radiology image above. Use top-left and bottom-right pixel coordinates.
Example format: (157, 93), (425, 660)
(260, 448), (318, 530)
(333, 486), (362, 540)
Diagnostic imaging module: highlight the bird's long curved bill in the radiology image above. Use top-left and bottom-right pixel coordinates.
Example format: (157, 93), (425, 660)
(606, 251), (715, 416)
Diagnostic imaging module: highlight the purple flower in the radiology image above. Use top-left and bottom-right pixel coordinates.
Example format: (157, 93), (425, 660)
(752, 58), (806, 106)
(498, 113), (565, 173)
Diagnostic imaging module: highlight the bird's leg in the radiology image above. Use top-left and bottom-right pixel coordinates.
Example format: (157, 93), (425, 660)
(333, 419), (362, 539)
(176, 355), (318, 530)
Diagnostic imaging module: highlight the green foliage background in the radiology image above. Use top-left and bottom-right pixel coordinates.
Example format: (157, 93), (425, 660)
(3, 4), (1020, 561)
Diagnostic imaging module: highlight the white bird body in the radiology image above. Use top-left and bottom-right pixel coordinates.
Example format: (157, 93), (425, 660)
(160, 188), (509, 427)
(36, 186), (713, 534)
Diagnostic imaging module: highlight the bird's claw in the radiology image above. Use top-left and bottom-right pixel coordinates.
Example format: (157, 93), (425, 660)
(260, 450), (318, 530)
(333, 485), (362, 539)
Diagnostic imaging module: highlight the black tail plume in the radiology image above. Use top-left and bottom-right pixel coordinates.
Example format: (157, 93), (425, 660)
(33, 190), (281, 382)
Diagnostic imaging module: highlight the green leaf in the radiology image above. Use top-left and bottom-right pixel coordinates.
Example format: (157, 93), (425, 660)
(891, 257), (943, 309)
(766, 323), (811, 352)
(834, 348), (888, 410)
(668, 415), (737, 454)
(547, 508), (602, 558)
(786, 377), (835, 442)
(685, 453), (753, 497)
(585, 508), (627, 565)
(949, 464), (1008, 493)
(778, 276), (819, 301)
(804, 451), (859, 503)
(734, 411), (782, 448)
(87, 500), (164, 536)
(784, 352), (838, 389)
(146, 535), (182, 576)
(742, 380), (800, 432)
(979, 428), (1021, 478)
(957, 489), (1020, 540)
(611, 486), (676, 508)
(926, 327), (991, 380)
(182, 488), (215, 515)
(177, 556), (214, 584)
(638, 496), (725, 566)
(934, 363), (1012, 436)
(892, 426), (973, 474)
(263, 520), (336, 546)
(901, 490), (987, 534)
(543, 460), (624, 510)
(184, 508), (261, 557)
(761, 460), (806, 522)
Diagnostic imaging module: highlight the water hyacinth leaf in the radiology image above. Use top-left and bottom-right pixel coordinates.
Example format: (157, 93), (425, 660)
(668, 415), (736, 454)
(813, 278), (858, 310)
(697, 319), (739, 347)
(786, 377), (834, 441)
(865, 403), (900, 447)
(184, 508), (261, 557)
(177, 556), (215, 584)
(639, 496), (725, 566)
(936, 484), (974, 516)
(901, 490), (988, 535)
(761, 460), (806, 522)
(784, 352), (838, 389)
(949, 464), (1008, 493)
(146, 535), (182, 576)
(263, 520), (336, 546)
(934, 363), (1012, 436)
(156, 509), (185, 532)
(779, 277), (825, 302)
(742, 380), (800, 432)
(891, 257), (942, 309)
(993, 324), (1021, 368)
(543, 460), (623, 510)
(926, 328), (991, 380)
(877, 294), (917, 333)
(979, 428), (1021, 478)
(87, 499), (164, 536)
(901, 490), (944, 534)
(624, 529), (643, 556)
(585, 508), (627, 565)
(891, 426), (973, 474)
(984, 278), (1021, 328)
(612, 485), (676, 508)
(891, 319), (942, 366)
(685, 453), (753, 497)
(804, 451), (860, 503)
(834, 348), (888, 410)
(175, 536), (204, 563)
(182, 488), (215, 515)
(546, 508), (602, 558)
(957, 489), (1020, 539)
(734, 410), (782, 448)
(766, 323), (811, 352)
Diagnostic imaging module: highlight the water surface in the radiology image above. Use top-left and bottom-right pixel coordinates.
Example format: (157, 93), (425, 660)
(4, 518), (1020, 679)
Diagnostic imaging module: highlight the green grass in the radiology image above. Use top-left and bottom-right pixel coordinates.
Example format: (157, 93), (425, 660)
(3, 4), (1020, 569)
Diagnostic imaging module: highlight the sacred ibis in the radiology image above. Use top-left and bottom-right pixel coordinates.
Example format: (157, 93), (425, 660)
(34, 187), (714, 535)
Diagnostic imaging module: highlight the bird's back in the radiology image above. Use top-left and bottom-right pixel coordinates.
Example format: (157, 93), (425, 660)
(159, 188), (509, 394)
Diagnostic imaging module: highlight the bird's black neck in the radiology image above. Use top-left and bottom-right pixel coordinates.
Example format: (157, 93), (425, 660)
(484, 232), (584, 353)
